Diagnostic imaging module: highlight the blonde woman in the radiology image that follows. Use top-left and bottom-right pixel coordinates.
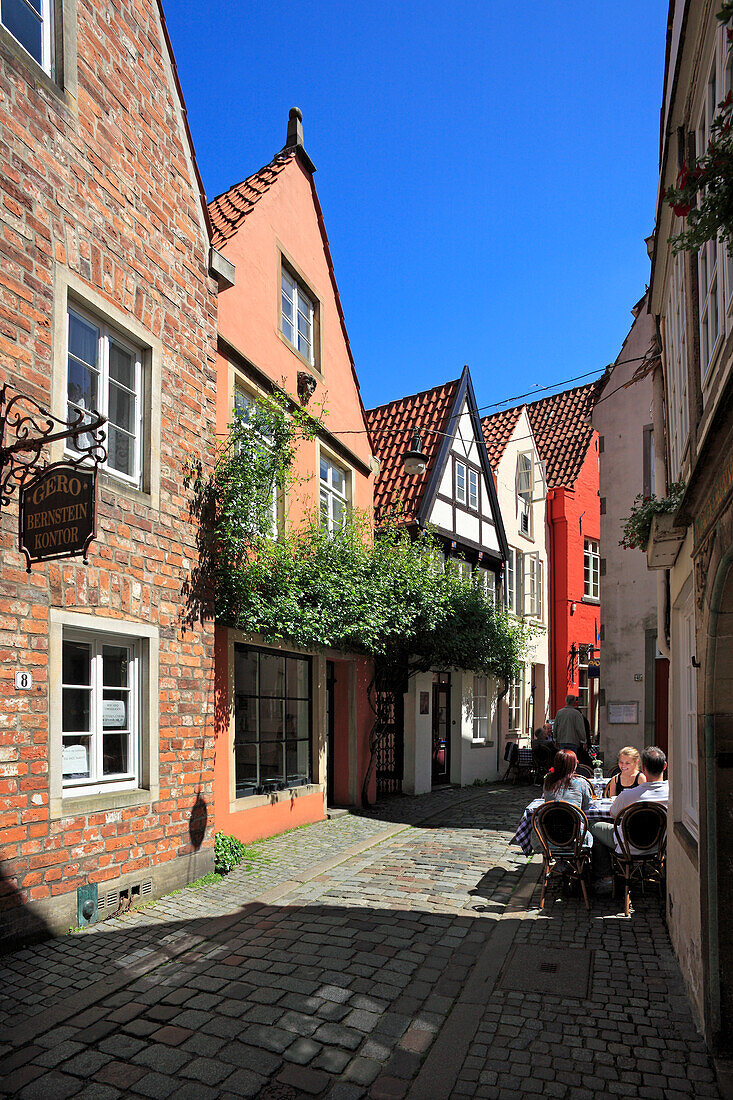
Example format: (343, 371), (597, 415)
(604, 747), (646, 798)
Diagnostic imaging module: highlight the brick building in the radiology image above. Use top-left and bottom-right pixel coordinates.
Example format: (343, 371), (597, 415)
(0, 0), (218, 944)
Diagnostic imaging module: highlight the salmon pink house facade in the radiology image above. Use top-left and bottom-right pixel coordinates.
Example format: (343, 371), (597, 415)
(208, 111), (377, 843)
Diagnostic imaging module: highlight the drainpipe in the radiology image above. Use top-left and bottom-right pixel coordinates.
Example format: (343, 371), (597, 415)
(652, 360), (671, 659)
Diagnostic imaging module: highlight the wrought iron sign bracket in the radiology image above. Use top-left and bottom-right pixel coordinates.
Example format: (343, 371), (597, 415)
(0, 383), (107, 509)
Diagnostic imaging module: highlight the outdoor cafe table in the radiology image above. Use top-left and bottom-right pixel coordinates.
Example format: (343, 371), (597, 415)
(513, 795), (615, 857)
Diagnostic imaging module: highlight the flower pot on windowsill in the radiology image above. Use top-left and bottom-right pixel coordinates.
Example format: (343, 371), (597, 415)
(646, 512), (687, 570)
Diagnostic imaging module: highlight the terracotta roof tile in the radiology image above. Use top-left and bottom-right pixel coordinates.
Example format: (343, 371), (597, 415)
(208, 149), (296, 249)
(481, 405), (523, 469)
(526, 382), (596, 488)
(365, 379), (461, 524)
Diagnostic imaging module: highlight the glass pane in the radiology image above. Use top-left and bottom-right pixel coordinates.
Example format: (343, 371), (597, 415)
(234, 695), (257, 741)
(4, 0), (43, 63)
(235, 742), (258, 793)
(63, 688), (90, 733)
(297, 331), (312, 360)
(285, 700), (309, 739)
(297, 288), (312, 317)
(103, 645), (128, 687)
(63, 641), (91, 685)
(259, 652), (284, 697)
(282, 315), (294, 344)
(286, 657), (309, 699)
(62, 736), (91, 779)
(69, 312), (98, 367)
(282, 269), (295, 296)
(107, 425), (134, 477)
(286, 741), (310, 785)
(331, 463), (345, 495)
(67, 353), (99, 414)
(109, 342), (134, 390)
(102, 733), (129, 775)
(102, 690), (128, 731)
(259, 740), (285, 785)
(108, 381), (135, 433)
(281, 291), (293, 322)
(234, 647), (258, 696)
(332, 497), (345, 530)
(297, 310), (311, 338)
(260, 697), (284, 740)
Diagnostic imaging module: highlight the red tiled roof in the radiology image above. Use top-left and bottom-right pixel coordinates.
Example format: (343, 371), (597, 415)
(525, 382), (597, 488)
(208, 149), (297, 249)
(365, 379), (461, 524)
(481, 405), (523, 470)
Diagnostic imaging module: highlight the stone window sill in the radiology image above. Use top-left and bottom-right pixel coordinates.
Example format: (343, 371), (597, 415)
(230, 783), (323, 814)
(55, 787), (154, 820)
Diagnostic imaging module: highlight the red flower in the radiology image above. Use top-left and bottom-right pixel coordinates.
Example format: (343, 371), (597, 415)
(727, 27), (733, 40)
(676, 162), (689, 188)
(672, 202), (692, 218)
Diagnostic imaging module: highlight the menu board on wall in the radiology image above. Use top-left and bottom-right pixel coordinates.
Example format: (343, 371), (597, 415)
(607, 702), (639, 725)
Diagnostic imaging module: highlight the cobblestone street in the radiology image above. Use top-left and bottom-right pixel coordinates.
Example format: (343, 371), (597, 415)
(0, 784), (722, 1099)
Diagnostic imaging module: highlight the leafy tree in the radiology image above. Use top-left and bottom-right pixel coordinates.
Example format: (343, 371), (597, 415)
(199, 394), (532, 805)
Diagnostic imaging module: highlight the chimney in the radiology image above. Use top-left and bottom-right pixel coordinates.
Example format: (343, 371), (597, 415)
(283, 107), (316, 173)
(286, 106), (303, 149)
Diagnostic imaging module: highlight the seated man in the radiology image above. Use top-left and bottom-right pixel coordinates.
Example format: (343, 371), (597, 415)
(591, 745), (668, 885)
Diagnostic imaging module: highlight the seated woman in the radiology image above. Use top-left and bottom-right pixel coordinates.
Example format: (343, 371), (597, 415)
(532, 750), (593, 850)
(603, 747), (646, 798)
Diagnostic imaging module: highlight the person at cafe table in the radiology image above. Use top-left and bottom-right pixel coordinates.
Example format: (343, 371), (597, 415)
(590, 746), (668, 883)
(531, 750), (593, 853)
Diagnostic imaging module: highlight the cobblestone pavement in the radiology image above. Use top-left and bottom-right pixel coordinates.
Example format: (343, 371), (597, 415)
(0, 783), (722, 1100)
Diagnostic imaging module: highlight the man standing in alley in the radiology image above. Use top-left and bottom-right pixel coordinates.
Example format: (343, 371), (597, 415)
(552, 694), (588, 753)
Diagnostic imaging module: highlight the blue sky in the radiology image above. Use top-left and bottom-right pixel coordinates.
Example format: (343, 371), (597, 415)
(164, 1), (668, 413)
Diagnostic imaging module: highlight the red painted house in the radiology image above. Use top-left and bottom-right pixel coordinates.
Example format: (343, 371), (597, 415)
(526, 384), (601, 731)
(207, 111), (377, 843)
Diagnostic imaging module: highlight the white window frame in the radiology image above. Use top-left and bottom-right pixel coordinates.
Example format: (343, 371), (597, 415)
(522, 552), (542, 618)
(1, 0), (52, 74)
(664, 254), (689, 478)
(468, 468), (479, 510)
(233, 384), (279, 537)
(677, 594), (699, 838)
(281, 266), (315, 366)
(584, 538), (600, 601)
(696, 34), (725, 378)
(61, 629), (139, 798)
(504, 547), (518, 613)
(65, 305), (143, 489)
(320, 451), (349, 535)
(455, 460), (467, 505)
(516, 452), (533, 502)
(472, 675), (490, 741)
(476, 566), (494, 604)
(453, 558), (472, 583)
(507, 673), (522, 732)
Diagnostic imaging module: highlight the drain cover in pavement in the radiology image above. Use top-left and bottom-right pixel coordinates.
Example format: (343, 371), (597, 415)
(497, 944), (594, 998)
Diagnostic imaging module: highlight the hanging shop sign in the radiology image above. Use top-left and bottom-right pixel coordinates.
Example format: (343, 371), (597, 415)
(1, 384), (106, 571)
(19, 464), (97, 568)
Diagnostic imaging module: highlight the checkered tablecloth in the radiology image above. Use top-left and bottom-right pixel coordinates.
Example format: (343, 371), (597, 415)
(512, 797), (615, 857)
(516, 748), (534, 767)
(589, 777), (610, 796)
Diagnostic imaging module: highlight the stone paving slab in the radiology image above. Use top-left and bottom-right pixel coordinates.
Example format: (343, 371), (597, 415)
(0, 782), (723, 1100)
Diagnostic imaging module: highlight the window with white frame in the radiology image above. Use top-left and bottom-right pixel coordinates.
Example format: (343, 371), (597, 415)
(697, 46), (723, 377)
(507, 673), (522, 732)
(468, 468), (478, 510)
(234, 385), (279, 536)
(476, 566), (494, 604)
(1, 0), (52, 73)
(504, 546), (518, 613)
(678, 597), (699, 838)
(281, 266), (315, 365)
(455, 460), (467, 505)
(523, 553), (542, 618)
(320, 453), (348, 534)
(472, 676), (490, 740)
(584, 538), (600, 600)
(62, 631), (138, 796)
(67, 306), (143, 486)
(664, 253), (689, 478)
(453, 558), (472, 583)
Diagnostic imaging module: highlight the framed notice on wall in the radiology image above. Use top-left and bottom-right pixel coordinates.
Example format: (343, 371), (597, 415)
(607, 701), (639, 725)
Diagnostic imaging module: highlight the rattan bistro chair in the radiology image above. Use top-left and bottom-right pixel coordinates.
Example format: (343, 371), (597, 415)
(532, 742), (554, 784)
(575, 764), (593, 779)
(532, 802), (591, 911)
(611, 803), (667, 916)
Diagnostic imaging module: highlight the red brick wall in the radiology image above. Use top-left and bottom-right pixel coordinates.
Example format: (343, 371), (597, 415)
(0, 0), (217, 938)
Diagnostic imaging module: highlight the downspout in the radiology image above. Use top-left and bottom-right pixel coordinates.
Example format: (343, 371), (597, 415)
(652, 353), (671, 659)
